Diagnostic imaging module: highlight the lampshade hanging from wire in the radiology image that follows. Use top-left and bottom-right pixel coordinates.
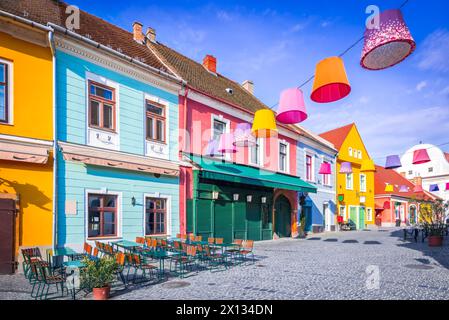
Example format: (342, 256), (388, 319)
(319, 162), (332, 175)
(385, 155), (402, 169)
(399, 185), (408, 193)
(385, 184), (394, 192)
(311, 56), (351, 103)
(339, 162), (352, 174)
(361, 9), (416, 70)
(251, 109), (278, 138)
(276, 88), (308, 124)
(233, 123), (257, 147)
(412, 149), (431, 165)
(429, 184), (439, 192)
(413, 185), (424, 193)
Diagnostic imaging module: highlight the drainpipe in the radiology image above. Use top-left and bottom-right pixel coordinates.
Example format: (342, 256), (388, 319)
(48, 29), (58, 249)
(181, 85), (189, 234)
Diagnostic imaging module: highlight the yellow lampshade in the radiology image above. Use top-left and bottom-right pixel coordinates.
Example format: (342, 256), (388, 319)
(311, 56), (351, 103)
(252, 109), (278, 138)
(385, 184), (394, 192)
(361, 159), (376, 172)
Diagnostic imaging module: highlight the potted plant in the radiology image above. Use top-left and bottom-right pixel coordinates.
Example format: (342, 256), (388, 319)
(81, 256), (118, 300)
(412, 199), (449, 247)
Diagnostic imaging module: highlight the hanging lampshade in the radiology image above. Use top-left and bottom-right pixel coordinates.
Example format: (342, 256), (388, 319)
(361, 9), (416, 70)
(385, 155), (402, 169)
(385, 184), (394, 192)
(399, 185), (408, 193)
(361, 159), (376, 172)
(383, 201), (390, 209)
(251, 109), (278, 138)
(319, 162), (332, 175)
(276, 88), (308, 124)
(205, 139), (221, 157)
(413, 185), (424, 193)
(339, 162), (352, 174)
(233, 123), (257, 147)
(311, 56), (351, 103)
(412, 149), (431, 165)
(445, 183), (449, 191)
(218, 133), (237, 154)
(429, 184), (440, 192)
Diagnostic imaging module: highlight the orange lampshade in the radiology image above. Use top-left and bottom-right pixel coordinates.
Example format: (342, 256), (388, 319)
(251, 109), (278, 138)
(311, 56), (351, 103)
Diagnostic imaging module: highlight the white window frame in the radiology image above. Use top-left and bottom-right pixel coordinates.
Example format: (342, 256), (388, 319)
(249, 137), (264, 167)
(0, 58), (13, 125)
(360, 173), (367, 192)
(339, 205), (347, 221)
(321, 157), (332, 186)
(85, 189), (122, 241)
(144, 94), (170, 160)
(348, 147), (353, 157)
(304, 152), (315, 182)
(358, 150), (362, 159)
(210, 114), (230, 160)
(143, 193), (172, 237)
(366, 207), (373, 222)
(346, 173), (353, 190)
(278, 140), (290, 173)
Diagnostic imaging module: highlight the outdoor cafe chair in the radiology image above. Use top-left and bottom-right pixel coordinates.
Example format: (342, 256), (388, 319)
(131, 254), (157, 283)
(34, 261), (66, 300)
(21, 247), (47, 279)
(237, 240), (255, 265)
(225, 239), (244, 263)
(170, 245), (198, 278)
(202, 245), (225, 271)
(194, 235), (202, 242)
(114, 252), (128, 287)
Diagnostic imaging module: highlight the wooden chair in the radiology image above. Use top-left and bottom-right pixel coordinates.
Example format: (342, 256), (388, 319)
(194, 235), (202, 242)
(131, 254), (157, 283)
(114, 252), (128, 286)
(225, 239), (243, 263)
(170, 245), (197, 278)
(238, 240), (255, 264)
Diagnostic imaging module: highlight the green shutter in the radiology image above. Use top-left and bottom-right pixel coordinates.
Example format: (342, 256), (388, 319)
(247, 203), (261, 241)
(214, 200), (233, 243)
(197, 199), (212, 238)
(233, 201), (247, 240)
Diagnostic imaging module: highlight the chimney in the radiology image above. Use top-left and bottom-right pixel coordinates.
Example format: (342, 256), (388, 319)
(399, 172), (406, 178)
(146, 27), (156, 43)
(203, 55), (217, 73)
(242, 80), (254, 94)
(411, 176), (422, 186)
(132, 22), (144, 43)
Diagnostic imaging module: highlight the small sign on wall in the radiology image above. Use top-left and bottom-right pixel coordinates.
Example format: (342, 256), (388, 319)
(65, 200), (77, 215)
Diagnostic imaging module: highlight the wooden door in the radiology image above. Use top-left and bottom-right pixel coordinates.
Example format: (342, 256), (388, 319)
(0, 199), (16, 274)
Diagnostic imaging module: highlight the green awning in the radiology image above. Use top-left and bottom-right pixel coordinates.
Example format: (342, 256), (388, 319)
(188, 154), (317, 193)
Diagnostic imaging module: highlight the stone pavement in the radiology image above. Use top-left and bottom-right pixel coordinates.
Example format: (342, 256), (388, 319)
(2, 228), (449, 300)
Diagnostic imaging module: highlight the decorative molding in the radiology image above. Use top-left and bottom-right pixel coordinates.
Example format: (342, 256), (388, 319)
(54, 36), (181, 95)
(0, 134), (53, 148)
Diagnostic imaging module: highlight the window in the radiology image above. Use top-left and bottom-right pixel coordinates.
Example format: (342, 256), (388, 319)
(339, 206), (346, 220)
(0, 62), (10, 123)
(250, 138), (262, 166)
(88, 81), (116, 131)
(346, 173), (353, 190)
(146, 100), (166, 143)
(408, 170), (413, 175)
(428, 167), (433, 173)
(145, 198), (167, 235)
(348, 147), (353, 157)
(358, 150), (362, 159)
(366, 208), (373, 222)
(88, 194), (117, 238)
(322, 161), (330, 185)
(306, 155), (313, 181)
(211, 118), (226, 157)
(279, 142), (288, 172)
(360, 174), (367, 192)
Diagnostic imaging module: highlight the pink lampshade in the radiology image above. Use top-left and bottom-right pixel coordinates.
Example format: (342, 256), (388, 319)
(412, 149), (431, 165)
(339, 162), (352, 174)
(361, 9), (416, 70)
(319, 162), (332, 175)
(413, 185), (424, 193)
(276, 88), (308, 124)
(446, 183), (449, 191)
(233, 123), (257, 147)
(205, 139), (221, 157)
(399, 185), (408, 193)
(218, 133), (237, 154)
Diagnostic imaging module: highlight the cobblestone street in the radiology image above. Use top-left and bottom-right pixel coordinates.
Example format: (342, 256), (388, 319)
(2, 228), (449, 300)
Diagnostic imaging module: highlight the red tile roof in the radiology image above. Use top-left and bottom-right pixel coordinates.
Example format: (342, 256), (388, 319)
(374, 165), (438, 201)
(318, 123), (354, 150)
(0, 0), (172, 74)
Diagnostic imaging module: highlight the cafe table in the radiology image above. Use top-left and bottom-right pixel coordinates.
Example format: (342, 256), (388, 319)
(111, 240), (143, 252)
(143, 249), (180, 279)
(63, 260), (87, 300)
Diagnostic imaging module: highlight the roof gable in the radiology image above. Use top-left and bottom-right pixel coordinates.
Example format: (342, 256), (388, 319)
(319, 123), (354, 150)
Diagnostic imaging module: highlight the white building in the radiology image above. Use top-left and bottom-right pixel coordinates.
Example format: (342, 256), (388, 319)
(396, 144), (449, 203)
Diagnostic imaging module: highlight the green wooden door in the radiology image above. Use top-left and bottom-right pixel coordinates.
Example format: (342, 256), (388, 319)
(349, 207), (358, 229)
(359, 207), (365, 230)
(275, 196), (291, 238)
(233, 202), (247, 240)
(247, 202), (261, 241)
(214, 200), (233, 243)
(196, 199), (213, 239)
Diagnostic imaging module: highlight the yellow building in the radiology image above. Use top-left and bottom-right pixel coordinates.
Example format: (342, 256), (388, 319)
(320, 123), (375, 229)
(0, 13), (54, 272)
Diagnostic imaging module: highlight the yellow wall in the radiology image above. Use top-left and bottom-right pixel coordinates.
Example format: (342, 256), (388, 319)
(0, 30), (53, 140)
(336, 125), (375, 226)
(0, 26), (53, 249)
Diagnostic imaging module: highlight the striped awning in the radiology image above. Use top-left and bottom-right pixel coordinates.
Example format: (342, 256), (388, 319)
(0, 140), (50, 164)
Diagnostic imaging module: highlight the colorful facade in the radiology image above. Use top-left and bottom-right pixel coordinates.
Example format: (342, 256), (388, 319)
(319, 123), (375, 230)
(296, 131), (338, 233)
(0, 11), (54, 272)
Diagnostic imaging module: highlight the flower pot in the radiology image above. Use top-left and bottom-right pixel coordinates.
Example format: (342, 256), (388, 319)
(93, 285), (110, 300)
(428, 235), (443, 247)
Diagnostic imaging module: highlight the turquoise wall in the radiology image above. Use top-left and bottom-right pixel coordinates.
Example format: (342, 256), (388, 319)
(56, 50), (180, 247)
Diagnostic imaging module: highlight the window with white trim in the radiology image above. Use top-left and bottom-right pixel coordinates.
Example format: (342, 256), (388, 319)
(306, 155), (313, 181)
(366, 208), (373, 221)
(348, 147), (353, 157)
(339, 206), (346, 220)
(358, 150), (362, 159)
(0, 60), (12, 124)
(88, 81), (116, 132)
(346, 173), (353, 190)
(322, 161), (330, 186)
(360, 174), (367, 192)
(146, 100), (166, 143)
(279, 142), (288, 172)
(249, 138), (263, 166)
(87, 194), (118, 238)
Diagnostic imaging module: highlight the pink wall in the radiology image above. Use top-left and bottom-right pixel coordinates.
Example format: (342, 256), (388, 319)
(375, 196), (414, 225)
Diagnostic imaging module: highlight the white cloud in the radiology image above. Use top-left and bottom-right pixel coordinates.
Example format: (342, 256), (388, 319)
(416, 81), (427, 91)
(416, 29), (449, 73)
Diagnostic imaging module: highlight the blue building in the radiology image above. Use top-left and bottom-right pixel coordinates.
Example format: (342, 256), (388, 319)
(52, 16), (184, 250)
(296, 128), (338, 233)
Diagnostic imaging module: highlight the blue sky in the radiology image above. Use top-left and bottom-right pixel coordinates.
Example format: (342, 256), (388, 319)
(70, 0), (449, 163)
